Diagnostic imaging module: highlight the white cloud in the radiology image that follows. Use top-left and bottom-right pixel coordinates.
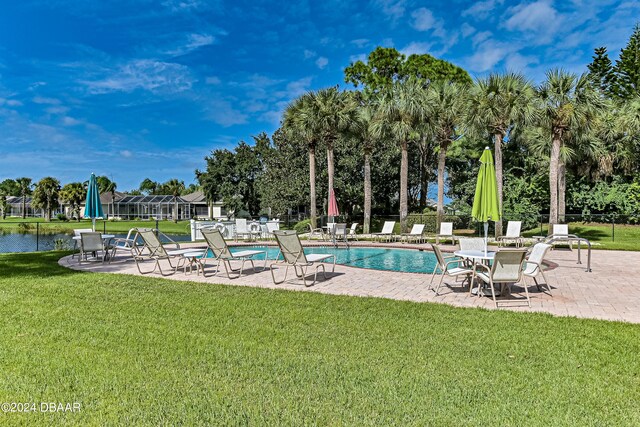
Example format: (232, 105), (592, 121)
(373, 0), (406, 21)
(504, 53), (539, 72)
(205, 76), (221, 85)
(33, 96), (61, 105)
(206, 99), (248, 127)
(349, 53), (367, 63)
(411, 8), (438, 31)
(62, 116), (82, 126)
(0, 98), (22, 107)
(350, 39), (369, 48)
(503, 0), (563, 44)
(400, 42), (433, 56)
(460, 23), (476, 38)
(472, 31), (492, 47)
(462, 0), (505, 19)
(315, 57), (329, 69)
(120, 150), (133, 158)
(303, 49), (316, 59)
(45, 106), (70, 114)
(163, 33), (216, 56)
(466, 38), (515, 72)
(81, 59), (195, 94)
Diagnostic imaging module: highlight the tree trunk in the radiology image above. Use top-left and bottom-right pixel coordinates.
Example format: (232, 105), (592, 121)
(327, 147), (334, 196)
(174, 198), (178, 223)
(549, 134), (561, 226)
(558, 158), (566, 223)
(436, 141), (447, 229)
(419, 141), (428, 209)
(22, 197), (26, 219)
(46, 200), (51, 222)
(494, 133), (504, 237)
(399, 141), (409, 233)
(363, 150), (371, 234)
(309, 145), (317, 228)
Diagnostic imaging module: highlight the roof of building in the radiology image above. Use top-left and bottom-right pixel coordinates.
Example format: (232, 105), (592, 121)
(180, 190), (206, 203)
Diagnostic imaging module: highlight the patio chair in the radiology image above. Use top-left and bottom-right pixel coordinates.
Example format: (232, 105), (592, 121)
(307, 223), (324, 240)
(547, 224), (579, 250)
(401, 224), (425, 243)
(428, 243), (473, 295)
(234, 218), (254, 242)
(78, 232), (107, 264)
(264, 221), (280, 239)
(347, 223), (359, 241)
(200, 228), (266, 279)
(523, 243), (552, 295)
(270, 230), (336, 287)
(372, 221), (396, 242)
(133, 229), (183, 276)
(496, 221), (524, 247)
(108, 228), (144, 262)
(71, 228), (93, 259)
(471, 249), (529, 308)
(332, 223), (348, 244)
(435, 222), (457, 245)
(458, 237), (485, 251)
(323, 222), (336, 241)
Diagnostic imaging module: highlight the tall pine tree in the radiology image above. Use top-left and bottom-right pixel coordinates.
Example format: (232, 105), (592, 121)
(613, 24), (640, 99)
(587, 47), (615, 96)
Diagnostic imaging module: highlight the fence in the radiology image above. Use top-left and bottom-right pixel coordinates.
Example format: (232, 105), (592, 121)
(0, 220), (192, 254)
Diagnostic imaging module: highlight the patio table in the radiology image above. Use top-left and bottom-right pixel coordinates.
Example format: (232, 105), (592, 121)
(454, 250), (499, 296)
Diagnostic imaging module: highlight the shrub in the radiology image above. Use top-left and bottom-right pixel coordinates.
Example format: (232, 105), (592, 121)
(56, 213), (69, 222)
(54, 238), (70, 250)
(293, 219), (310, 234)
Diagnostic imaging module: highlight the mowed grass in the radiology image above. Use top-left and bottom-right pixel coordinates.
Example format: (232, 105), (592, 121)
(1, 252), (639, 425)
(523, 222), (640, 251)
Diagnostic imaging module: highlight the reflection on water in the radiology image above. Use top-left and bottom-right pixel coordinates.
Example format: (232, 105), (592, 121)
(0, 231), (191, 253)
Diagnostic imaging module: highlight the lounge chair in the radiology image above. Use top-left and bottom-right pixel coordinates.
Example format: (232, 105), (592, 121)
(132, 228), (184, 276)
(471, 249), (529, 307)
(78, 232), (107, 264)
(372, 221), (396, 242)
(307, 223), (324, 240)
(547, 224), (579, 250)
(401, 224), (425, 243)
(270, 230), (335, 286)
(435, 222), (457, 245)
(496, 221), (524, 247)
(523, 243), (552, 295)
(109, 228), (144, 262)
(428, 243), (473, 295)
(200, 228), (266, 279)
(347, 223), (359, 240)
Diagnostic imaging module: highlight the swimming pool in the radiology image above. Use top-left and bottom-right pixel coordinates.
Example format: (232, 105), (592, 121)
(227, 245), (438, 274)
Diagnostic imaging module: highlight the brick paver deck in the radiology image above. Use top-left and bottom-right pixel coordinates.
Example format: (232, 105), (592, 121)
(59, 241), (640, 324)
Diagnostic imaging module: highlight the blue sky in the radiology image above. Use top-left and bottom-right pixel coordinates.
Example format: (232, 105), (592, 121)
(0, 0), (638, 191)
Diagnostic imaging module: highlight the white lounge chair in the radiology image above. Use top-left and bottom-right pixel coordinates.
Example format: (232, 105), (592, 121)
(133, 229), (183, 276)
(347, 223), (359, 240)
(547, 224), (579, 250)
(307, 223), (324, 240)
(401, 224), (425, 243)
(109, 228), (143, 262)
(428, 243), (473, 295)
(496, 221), (523, 247)
(200, 228), (266, 278)
(523, 243), (552, 295)
(435, 222), (457, 245)
(270, 230), (335, 286)
(372, 221), (396, 242)
(471, 249), (529, 307)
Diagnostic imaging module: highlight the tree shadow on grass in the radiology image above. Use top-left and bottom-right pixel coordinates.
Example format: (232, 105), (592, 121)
(0, 251), (80, 280)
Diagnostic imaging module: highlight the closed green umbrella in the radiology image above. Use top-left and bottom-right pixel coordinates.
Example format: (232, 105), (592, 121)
(471, 147), (501, 254)
(84, 173), (104, 231)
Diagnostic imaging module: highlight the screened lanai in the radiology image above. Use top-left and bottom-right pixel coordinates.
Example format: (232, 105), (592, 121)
(114, 195), (193, 220)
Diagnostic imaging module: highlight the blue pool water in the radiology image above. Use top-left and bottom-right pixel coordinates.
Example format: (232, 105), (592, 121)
(225, 245), (438, 274)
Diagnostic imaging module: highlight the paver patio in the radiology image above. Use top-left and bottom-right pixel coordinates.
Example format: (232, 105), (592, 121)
(59, 241), (640, 324)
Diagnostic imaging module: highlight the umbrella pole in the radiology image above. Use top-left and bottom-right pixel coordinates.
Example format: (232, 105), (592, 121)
(484, 222), (489, 256)
(92, 218), (96, 232)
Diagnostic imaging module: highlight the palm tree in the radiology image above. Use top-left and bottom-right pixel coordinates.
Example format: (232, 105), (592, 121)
(425, 81), (468, 226)
(536, 69), (602, 225)
(353, 99), (378, 234)
(372, 78), (428, 232)
(283, 93), (319, 228)
(32, 177), (61, 221)
(163, 179), (185, 222)
(60, 182), (86, 221)
(16, 177), (33, 219)
(466, 72), (535, 235)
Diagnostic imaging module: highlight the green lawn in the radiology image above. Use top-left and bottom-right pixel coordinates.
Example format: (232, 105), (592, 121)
(1, 252), (639, 425)
(0, 218), (192, 235)
(523, 222), (640, 251)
